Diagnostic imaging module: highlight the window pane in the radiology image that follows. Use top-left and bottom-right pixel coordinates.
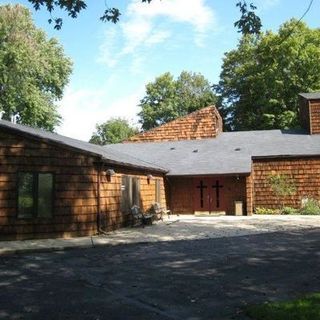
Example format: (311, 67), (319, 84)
(18, 173), (34, 218)
(37, 173), (53, 218)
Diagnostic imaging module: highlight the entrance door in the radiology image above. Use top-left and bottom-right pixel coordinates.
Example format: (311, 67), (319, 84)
(193, 178), (225, 212)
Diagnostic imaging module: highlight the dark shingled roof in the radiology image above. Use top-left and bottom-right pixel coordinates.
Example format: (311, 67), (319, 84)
(0, 119), (166, 173)
(105, 130), (320, 176)
(299, 92), (320, 100)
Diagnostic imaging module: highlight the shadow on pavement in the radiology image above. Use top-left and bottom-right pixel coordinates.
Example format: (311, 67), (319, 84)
(0, 228), (319, 320)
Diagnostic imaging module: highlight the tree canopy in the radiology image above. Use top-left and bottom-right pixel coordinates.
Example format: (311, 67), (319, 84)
(138, 71), (217, 131)
(27, 0), (261, 34)
(214, 19), (320, 131)
(0, 4), (72, 131)
(89, 118), (138, 145)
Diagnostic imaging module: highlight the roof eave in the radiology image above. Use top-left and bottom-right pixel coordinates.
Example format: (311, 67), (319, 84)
(252, 154), (320, 160)
(166, 171), (251, 177)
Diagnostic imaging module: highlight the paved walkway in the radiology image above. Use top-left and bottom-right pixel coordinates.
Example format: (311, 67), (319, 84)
(1, 215), (320, 255)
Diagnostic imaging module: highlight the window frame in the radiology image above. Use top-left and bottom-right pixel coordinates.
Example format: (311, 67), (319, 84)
(17, 171), (55, 219)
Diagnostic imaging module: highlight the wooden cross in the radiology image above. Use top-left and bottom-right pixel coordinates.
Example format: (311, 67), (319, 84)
(196, 180), (207, 208)
(212, 180), (223, 208)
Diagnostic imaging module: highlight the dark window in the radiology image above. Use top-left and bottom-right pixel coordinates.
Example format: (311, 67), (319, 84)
(18, 173), (34, 218)
(38, 173), (54, 218)
(132, 177), (140, 207)
(120, 176), (140, 213)
(155, 179), (161, 203)
(18, 172), (54, 218)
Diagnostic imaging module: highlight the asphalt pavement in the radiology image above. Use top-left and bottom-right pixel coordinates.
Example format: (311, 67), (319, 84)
(1, 228), (320, 320)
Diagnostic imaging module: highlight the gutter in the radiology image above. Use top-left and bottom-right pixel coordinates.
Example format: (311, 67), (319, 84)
(252, 154), (320, 160)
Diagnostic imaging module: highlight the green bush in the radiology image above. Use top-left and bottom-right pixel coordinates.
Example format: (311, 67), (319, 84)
(268, 174), (296, 210)
(281, 206), (298, 215)
(300, 198), (320, 215)
(255, 207), (278, 215)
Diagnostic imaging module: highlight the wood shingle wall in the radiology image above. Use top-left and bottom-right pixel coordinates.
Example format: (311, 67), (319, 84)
(252, 157), (320, 210)
(126, 106), (223, 143)
(299, 96), (320, 134)
(310, 100), (320, 134)
(0, 130), (166, 240)
(99, 171), (166, 231)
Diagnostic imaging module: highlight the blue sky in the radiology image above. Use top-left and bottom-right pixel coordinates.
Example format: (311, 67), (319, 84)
(1, 0), (320, 140)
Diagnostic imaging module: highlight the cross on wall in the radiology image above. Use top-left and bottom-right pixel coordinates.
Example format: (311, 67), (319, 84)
(211, 180), (223, 208)
(196, 180), (207, 208)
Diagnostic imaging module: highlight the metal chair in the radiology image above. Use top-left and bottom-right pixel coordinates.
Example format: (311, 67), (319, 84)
(151, 202), (171, 221)
(130, 205), (154, 226)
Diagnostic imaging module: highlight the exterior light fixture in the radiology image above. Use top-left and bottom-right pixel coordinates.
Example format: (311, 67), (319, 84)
(147, 174), (154, 180)
(106, 169), (116, 176)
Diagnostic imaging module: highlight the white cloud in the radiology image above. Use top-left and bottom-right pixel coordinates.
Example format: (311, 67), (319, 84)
(97, 28), (118, 68)
(127, 0), (214, 34)
(97, 0), (216, 69)
(145, 30), (171, 46)
(255, 0), (280, 11)
(57, 87), (141, 141)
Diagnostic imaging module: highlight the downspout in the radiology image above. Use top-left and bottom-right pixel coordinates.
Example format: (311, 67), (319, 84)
(96, 161), (103, 234)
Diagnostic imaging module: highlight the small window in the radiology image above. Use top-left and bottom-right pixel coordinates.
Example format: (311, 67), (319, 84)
(38, 173), (54, 218)
(155, 179), (161, 203)
(18, 172), (54, 218)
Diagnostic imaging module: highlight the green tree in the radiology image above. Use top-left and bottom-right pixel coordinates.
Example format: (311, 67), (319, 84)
(0, 5), (72, 131)
(27, 0), (262, 34)
(214, 19), (320, 131)
(139, 71), (217, 130)
(90, 118), (138, 145)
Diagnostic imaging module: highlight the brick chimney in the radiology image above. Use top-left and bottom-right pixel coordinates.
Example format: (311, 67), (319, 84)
(299, 92), (320, 134)
(126, 106), (223, 143)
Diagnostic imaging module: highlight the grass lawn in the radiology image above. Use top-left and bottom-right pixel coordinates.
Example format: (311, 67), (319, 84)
(245, 293), (320, 320)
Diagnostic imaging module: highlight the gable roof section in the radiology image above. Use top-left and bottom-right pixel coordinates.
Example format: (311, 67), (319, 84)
(0, 119), (166, 173)
(105, 129), (320, 176)
(299, 92), (320, 100)
(126, 106), (223, 143)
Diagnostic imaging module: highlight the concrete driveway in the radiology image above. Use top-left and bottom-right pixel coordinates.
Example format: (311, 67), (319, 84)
(0, 215), (320, 320)
(1, 215), (320, 255)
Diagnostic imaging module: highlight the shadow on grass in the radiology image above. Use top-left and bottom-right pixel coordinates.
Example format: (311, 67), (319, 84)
(245, 293), (320, 320)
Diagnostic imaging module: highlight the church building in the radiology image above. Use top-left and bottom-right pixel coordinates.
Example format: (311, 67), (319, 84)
(0, 92), (320, 239)
(106, 92), (320, 216)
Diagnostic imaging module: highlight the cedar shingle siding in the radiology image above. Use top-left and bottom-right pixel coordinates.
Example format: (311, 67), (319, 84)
(126, 106), (222, 143)
(2, 93), (320, 240)
(253, 157), (320, 210)
(0, 129), (166, 240)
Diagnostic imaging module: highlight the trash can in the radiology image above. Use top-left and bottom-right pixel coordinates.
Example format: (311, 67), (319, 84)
(234, 201), (243, 216)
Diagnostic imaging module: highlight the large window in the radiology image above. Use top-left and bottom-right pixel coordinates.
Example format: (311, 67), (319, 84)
(120, 176), (140, 213)
(18, 172), (54, 218)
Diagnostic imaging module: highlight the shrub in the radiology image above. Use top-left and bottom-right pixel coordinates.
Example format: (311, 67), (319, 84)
(281, 206), (298, 215)
(268, 174), (296, 210)
(300, 198), (320, 215)
(255, 207), (278, 215)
